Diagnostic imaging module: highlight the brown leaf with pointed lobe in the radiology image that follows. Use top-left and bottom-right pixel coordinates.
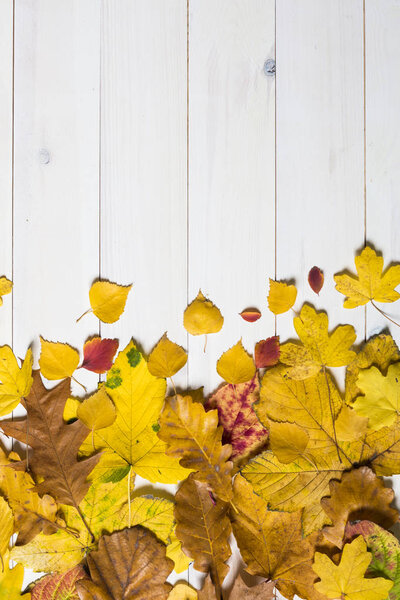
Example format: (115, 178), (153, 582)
(231, 475), (324, 600)
(32, 565), (87, 600)
(1, 371), (99, 509)
(321, 466), (398, 548)
(197, 576), (217, 600)
(229, 575), (275, 600)
(308, 266), (324, 294)
(175, 474), (231, 595)
(205, 377), (268, 466)
(76, 527), (173, 600)
(254, 336), (280, 368)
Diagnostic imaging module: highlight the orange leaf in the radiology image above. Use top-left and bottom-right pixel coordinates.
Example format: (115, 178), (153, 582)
(239, 308), (261, 323)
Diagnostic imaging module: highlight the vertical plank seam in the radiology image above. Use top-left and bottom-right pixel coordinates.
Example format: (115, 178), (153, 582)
(274, 0), (277, 337)
(11, 0), (16, 452)
(186, 0), (190, 586)
(98, 0), (103, 359)
(363, 0), (367, 341)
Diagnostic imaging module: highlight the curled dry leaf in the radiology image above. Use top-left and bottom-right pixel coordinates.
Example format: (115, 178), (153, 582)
(31, 566), (87, 600)
(239, 308), (261, 322)
(313, 535), (393, 600)
(321, 467), (398, 548)
(308, 266), (324, 294)
(216, 340), (256, 384)
(183, 291), (223, 336)
(0, 345), (33, 417)
(39, 338), (80, 380)
(175, 474), (231, 596)
(148, 333), (188, 378)
(158, 394), (233, 501)
(254, 336), (280, 368)
(81, 337), (119, 374)
(267, 278), (297, 315)
(0, 276), (12, 305)
(86, 280), (132, 324)
(335, 246), (400, 308)
(76, 527), (173, 600)
(206, 377), (268, 466)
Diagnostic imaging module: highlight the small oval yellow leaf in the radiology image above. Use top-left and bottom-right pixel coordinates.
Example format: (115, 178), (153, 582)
(267, 279), (297, 315)
(39, 337), (80, 380)
(217, 340), (256, 384)
(77, 384), (116, 431)
(148, 334), (188, 378)
(168, 583), (198, 600)
(89, 280), (132, 324)
(184, 291), (223, 336)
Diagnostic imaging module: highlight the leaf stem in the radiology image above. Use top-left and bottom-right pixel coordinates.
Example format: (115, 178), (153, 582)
(170, 376), (177, 398)
(204, 334), (208, 353)
(371, 301), (400, 329)
(76, 504), (95, 543)
(76, 308), (93, 323)
(128, 465), (132, 527)
(71, 375), (87, 393)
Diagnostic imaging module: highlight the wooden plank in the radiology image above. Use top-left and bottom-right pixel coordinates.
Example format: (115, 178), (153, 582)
(276, 0), (365, 355)
(13, 0), (100, 393)
(0, 0), (13, 344)
(100, 0), (188, 393)
(188, 0), (276, 400)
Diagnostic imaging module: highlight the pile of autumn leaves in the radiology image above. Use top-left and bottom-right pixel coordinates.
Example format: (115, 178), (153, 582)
(1, 246), (400, 600)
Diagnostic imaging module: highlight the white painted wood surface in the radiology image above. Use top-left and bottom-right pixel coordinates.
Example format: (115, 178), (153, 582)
(1, 0), (400, 595)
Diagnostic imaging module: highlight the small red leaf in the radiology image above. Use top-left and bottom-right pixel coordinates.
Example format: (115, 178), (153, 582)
(254, 336), (280, 368)
(308, 266), (324, 294)
(32, 565), (87, 600)
(239, 308), (261, 323)
(81, 337), (119, 374)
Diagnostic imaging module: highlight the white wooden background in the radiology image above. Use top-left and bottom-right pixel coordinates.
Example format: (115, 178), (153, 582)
(1, 0), (400, 596)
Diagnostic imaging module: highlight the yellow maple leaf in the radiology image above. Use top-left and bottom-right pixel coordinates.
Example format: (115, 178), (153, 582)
(166, 530), (191, 573)
(216, 340), (256, 384)
(80, 340), (189, 484)
(280, 304), (356, 379)
(83, 279), (132, 323)
(313, 535), (393, 600)
(148, 333), (188, 378)
(0, 553), (29, 599)
(0, 277), (12, 306)
(335, 246), (400, 308)
(77, 384), (116, 432)
(183, 290), (223, 335)
(39, 338), (80, 380)
(267, 278), (297, 315)
(353, 363), (400, 430)
(0, 346), (33, 417)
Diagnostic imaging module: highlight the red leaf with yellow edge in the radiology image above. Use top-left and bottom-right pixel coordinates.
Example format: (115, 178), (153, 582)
(81, 337), (119, 374)
(206, 377), (268, 466)
(308, 266), (324, 294)
(254, 336), (280, 368)
(32, 565), (88, 600)
(239, 308), (261, 323)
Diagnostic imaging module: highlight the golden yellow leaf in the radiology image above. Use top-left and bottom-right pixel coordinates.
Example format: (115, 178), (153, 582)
(0, 554), (29, 600)
(183, 290), (223, 335)
(335, 405), (369, 442)
(39, 338), (80, 380)
(80, 340), (189, 484)
(313, 535), (393, 600)
(269, 421), (309, 463)
(280, 304), (356, 379)
(0, 496), (12, 558)
(128, 496), (174, 543)
(158, 394), (233, 501)
(168, 584), (197, 600)
(77, 384), (116, 431)
(353, 363), (400, 430)
(148, 334), (188, 378)
(89, 280), (132, 323)
(335, 246), (400, 308)
(166, 531), (191, 573)
(216, 340), (256, 384)
(267, 278), (297, 314)
(63, 397), (79, 421)
(0, 346), (33, 417)
(0, 277), (12, 306)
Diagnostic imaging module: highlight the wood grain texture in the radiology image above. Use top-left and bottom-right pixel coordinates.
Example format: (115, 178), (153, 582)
(13, 0), (100, 393)
(100, 0), (187, 391)
(0, 0), (13, 344)
(188, 0), (276, 397)
(276, 0), (365, 356)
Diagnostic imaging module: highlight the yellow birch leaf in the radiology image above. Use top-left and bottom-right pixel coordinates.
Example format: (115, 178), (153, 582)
(267, 279), (297, 314)
(313, 535), (393, 600)
(0, 346), (33, 417)
(216, 340), (256, 384)
(269, 421), (309, 463)
(0, 276), (12, 306)
(89, 280), (132, 323)
(183, 291), (223, 335)
(335, 405), (369, 442)
(168, 584), (197, 600)
(63, 397), (79, 421)
(353, 363), (400, 430)
(280, 304), (356, 379)
(79, 340), (189, 484)
(39, 338), (80, 380)
(148, 334), (188, 378)
(0, 554), (29, 600)
(335, 246), (400, 308)
(166, 531), (191, 573)
(77, 384), (116, 431)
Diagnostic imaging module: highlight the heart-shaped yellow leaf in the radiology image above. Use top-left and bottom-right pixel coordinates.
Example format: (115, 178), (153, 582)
(217, 340), (256, 384)
(39, 338), (80, 380)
